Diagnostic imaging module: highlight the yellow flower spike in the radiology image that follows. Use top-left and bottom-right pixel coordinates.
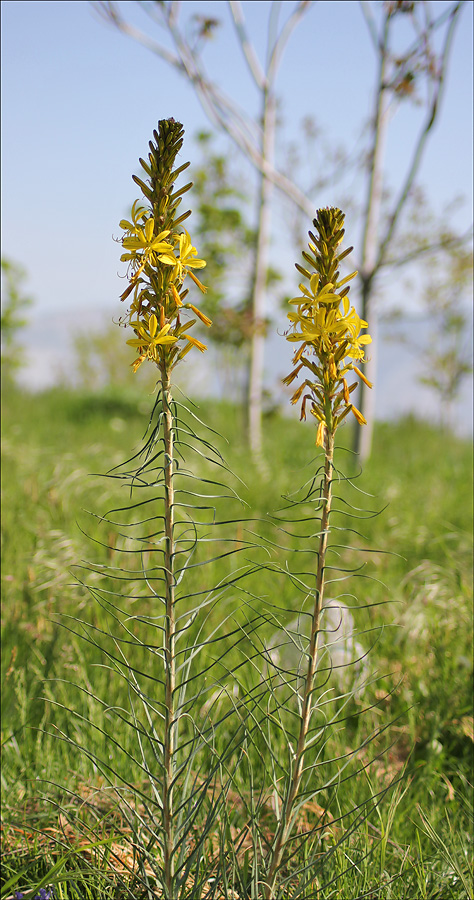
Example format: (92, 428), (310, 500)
(284, 206), (372, 440)
(117, 120), (211, 372)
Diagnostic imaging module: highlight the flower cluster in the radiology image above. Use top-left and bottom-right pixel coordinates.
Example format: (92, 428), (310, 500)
(118, 120), (211, 372)
(284, 207), (372, 446)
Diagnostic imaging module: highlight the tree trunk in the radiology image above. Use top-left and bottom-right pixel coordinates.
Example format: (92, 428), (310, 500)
(353, 45), (390, 462)
(247, 87), (276, 464)
(357, 275), (378, 462)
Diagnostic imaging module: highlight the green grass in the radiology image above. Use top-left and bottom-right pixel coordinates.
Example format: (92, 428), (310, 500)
(1, 383), (473, 899)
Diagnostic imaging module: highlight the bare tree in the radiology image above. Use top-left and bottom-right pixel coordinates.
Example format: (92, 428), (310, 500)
(94, 0), (314, 464)
(353, 0), (466, 459)
(94, 0), (467, 462)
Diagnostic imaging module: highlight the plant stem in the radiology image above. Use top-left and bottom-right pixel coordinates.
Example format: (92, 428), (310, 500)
(265, 428), (335, 899)
(161, 362), (176, 897)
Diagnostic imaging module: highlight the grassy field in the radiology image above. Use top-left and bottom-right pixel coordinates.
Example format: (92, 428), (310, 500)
(1, 383), (473, 899)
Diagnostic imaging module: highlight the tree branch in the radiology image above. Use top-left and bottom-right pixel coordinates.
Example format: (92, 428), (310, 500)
(375, 1), (464, 270)
(381, 226), (473, 269)
(359, 0), (379, 52)
(94, 0), (316, 216)
(228, 0), (267, 89)
(267, 0), (315, 82)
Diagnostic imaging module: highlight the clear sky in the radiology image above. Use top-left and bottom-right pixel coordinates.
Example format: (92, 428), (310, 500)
(1, 0), (473, 425)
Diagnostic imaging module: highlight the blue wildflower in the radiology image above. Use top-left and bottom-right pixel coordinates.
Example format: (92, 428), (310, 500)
(13, 890), (54, 899)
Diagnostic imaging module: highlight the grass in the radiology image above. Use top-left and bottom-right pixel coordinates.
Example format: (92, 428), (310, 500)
(1, 383), (473, 899)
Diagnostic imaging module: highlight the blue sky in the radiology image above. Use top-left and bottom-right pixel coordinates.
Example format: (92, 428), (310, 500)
(1, 0), (473, 424)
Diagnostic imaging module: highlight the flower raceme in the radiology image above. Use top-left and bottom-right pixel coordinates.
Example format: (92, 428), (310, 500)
(117, 120), (211, 372)
(284, 207), (372, 446)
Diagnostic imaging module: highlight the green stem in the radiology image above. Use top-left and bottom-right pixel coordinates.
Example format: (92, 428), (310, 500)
(265, 428), (335, 899)
(161, 362), (176, 897)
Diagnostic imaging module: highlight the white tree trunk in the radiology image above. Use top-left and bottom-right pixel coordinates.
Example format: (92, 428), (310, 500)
(354, 57), (390, 462)
(248, 88), (276, 462)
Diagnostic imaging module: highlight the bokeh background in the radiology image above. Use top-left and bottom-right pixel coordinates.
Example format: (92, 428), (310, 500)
(2, 0), (473, 433)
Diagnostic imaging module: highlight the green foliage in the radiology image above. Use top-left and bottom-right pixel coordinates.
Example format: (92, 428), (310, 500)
(1, 386), (472, 898)
(190, 131), (256, 347)
(190, 133), (282, 361)
(1, 257), (33, 381)
(417, 242), (473, 427)
(67, 316), (157, 391)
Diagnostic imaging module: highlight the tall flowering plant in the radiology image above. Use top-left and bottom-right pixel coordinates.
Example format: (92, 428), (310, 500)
(116, 119), (215, 897)
(264, 208), (373, 898)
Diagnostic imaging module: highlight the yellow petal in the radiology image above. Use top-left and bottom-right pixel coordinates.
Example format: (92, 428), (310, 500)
(187, 304), (212, 326)
(144, 218), (154, 242)
(188, 271), (207, 293)
(343, 377), (350, 404)
(353, 365), (373, 388)
(148, 314), (158, 338)
(350, 404), (367, 425)
(171, 283), (183, 306)
(131, 356), (146, 372)
(182, 334), (207, 352)
(158, 253), (178, 267)
(316, 421), (326, 447)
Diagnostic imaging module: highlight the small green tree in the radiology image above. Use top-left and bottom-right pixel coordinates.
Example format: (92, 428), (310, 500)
(191, 131), (282, 408)
(1, 257), (33, 383)
(417, 243), (473, 428)
(68, 316), (156, 391)
(191, 132), (255, 335)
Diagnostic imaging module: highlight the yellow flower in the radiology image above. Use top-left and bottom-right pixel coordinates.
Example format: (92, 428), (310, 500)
(121, 217), (174, 269)
(126, 313), (178, 369)
(160, 230), (207, 290)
